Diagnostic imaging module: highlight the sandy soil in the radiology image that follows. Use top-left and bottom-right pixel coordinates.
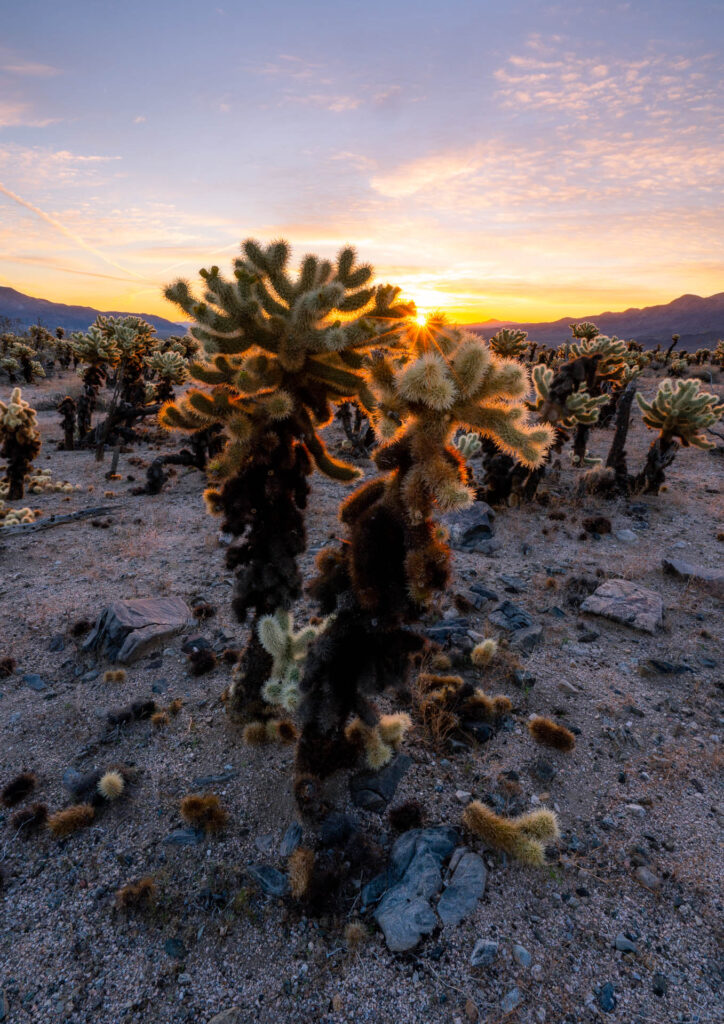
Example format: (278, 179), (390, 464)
(0, 367), (722, 1024)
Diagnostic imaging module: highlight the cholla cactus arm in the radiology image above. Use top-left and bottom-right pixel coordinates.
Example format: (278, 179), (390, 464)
(636, 378), (724, 448)
(0, 387), (41, 500)
(453, 431), (482, 460)
(567, 335), (627, 390)
(256, 610), (326, 714)
(489, 328), (528, 359)
(570, 321), (600, 341)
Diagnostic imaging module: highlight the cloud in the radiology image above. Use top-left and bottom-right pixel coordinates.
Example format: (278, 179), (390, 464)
(1, 61), (59, 76)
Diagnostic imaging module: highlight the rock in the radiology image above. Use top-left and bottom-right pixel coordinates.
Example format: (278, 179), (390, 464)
(616, 530), (637, 543)
(614, 933), (637, 953)
(208, 1012), (243, 1024)
(652, 972), (668, 997)
(83, 597), (192, 663)
(23, 673), (47, 692)
(191, 770), (236, 787)
(510, 624), (544, 653)
(247, 865), (289, 897)
(470, 939), (498, 967)
(626, 803), (647, 816)
(499, 574), (527, 593)
(644, 659), (693, 676)
(373, 827), (459, 951)
(557, 680), (579, 694)
(530, 759), (557, 784)
(513, 943), (532, 968)
(634, 866), (661, 891)
(442, 504), (495, 551)
(163, 828), (205, 847)
(488, 600), (533, 631)
(513, 669), (536, 688)
(662, 557), (724, 598)
(48, 634), (65, 652)
(279, 822), (302, 857)
(598, 982), (617, 1013)
(0, 989), (6, 1022)
(437, 851), (487, 927)
(500, 988), (522, 1014)
(580, 580), (663, 634)
(470, 583), (499, 603)
(164, 938), (187, 959)
(350, 753), (412, 812)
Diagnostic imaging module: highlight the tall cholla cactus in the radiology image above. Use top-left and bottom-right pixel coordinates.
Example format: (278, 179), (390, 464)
(293, 325), (553, 817)
(635, 378), (724, 493)
(489, 328), (528, 360)
(530, 364), (608, 428)
(161, 239), (411, 721)
(713, 340), (724, 367)
(148, 350), (189, 402)
(71, 325), (120, 437)
(0, 387), (41, 500)
(96, 315), (157, 405)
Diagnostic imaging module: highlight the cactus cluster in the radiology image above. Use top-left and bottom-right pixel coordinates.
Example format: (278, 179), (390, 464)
(488, 328), (528, 360)
(462, 802), (560, 866)
(162, 240), (411, 722)
(530, 364), (608, 429)
(0, 387), (41, 500)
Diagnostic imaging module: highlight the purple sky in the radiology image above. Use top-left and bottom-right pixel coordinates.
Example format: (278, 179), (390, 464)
(0, 0), (722, 322)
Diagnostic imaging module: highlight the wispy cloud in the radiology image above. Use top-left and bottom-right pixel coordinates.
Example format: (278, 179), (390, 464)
(1, 61), (59, 76)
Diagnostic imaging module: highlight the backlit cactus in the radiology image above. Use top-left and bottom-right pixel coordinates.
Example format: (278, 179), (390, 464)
(148, 350), (189, 402)
(0, 387), (41, 500)
(530, 364), (608, 428)
(161, 239), (412, 721)
(489, 328), (528, 360)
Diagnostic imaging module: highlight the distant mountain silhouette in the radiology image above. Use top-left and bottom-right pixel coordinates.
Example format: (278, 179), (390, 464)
(468, 292), (724, 351)
(0, 286), (186, 337)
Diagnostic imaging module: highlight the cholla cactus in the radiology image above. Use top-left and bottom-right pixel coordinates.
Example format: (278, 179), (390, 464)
(713, 340), (724, 367)
(669, 357), (688, 377)
(97, 315), (157, 405)
(453, 430), (482, 460)
(634, 377), (724, 493)
(7, 343), (45, 385)
(0, 387), (41, 500)
(294, 326), (553, 815)
(566, 334), (627, 390)
(0, 501), (38, 527)
(530, 364), (607, 428)
(0, 356), (20, 383)
(570, 321), (600, 342)
(71, 325), (120, 438)
(148, 350), (188, 402)
(489, 328), (528, 360)
(162, 239), (411, 722)
(256, 609), (324, 713)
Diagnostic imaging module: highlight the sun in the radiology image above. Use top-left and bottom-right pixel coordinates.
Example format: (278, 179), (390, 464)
(414, 313), (428, 327)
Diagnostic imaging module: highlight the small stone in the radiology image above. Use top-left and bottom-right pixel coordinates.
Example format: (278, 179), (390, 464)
(652, 972), (668, 997)
(191, 770), (236, 787)
(437, 851), (486, 927)
(488, 600), (533, 632)
(163, 828), (205, 847)
(614, 933), (637, 953)
(510, 623), (544, 654)
(350, 753), (412, 812)
(470, 939), (498, 967)
(558, 680), (579, 694)
(164, 937), (187, 959)
(626, 803), (646, 816)
(634, 866), (661, 891)
(616, 530), (637, 543)
(48, 635), (65, 652)
(247, 865), (289, 897)
(513, 943), (532, 968)
(500, 988), (522, 1014)
(279, 822), (302, 857)
(24, 673), (47, 692)
(455, 790), (472, 803)
(598, 982), (616, 1013)
(208, 1011), (243, 1024)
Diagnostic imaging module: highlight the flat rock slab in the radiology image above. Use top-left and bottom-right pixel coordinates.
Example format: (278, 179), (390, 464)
(437, 850), (487, 927)
(83, 596), (192, 663)
(441, 504), (495, 551)
(662, 557), (724, 598)
(350, 754), (411, 812)
(580, 580), (663, 634)
(488, 600), (534, 632)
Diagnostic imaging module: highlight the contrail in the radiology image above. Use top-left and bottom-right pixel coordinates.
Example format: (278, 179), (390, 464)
(0, 180), (150, 282)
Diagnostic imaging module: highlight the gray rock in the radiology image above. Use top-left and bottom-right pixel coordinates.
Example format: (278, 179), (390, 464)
(208, 1012), (244, 1024)
(598, 982), (617, 1012)
(441, 504), (495, 551)
(488, 600), (534, 631)
(499, 573), (527, 593)
(247, 864), (289, 897)
(510, 623), (544, 654)
(634, 866), (661, 891)
(580, 580), (663, 634)
(350, 753), (412, 812)
(23, 673), (47, 692)
(48, 635), (65, 652)
(616, 529), (637, 543)
(191, 770), (236, 787)
(437, 851), (487, 927)
(470, 939), (498, 967)
(279, 822), (302, 857)
(163, 828), (205, 847)
(164, 938), (187, 960)
(662, 557), (724, 598)
(652, 972), (668, 997)
(500, 988), (522, 1014)
(614, 933), (637, 953)
(513, 943), (532, 968)
(373, 827), (458, 951)
(83, 596), (192, 663)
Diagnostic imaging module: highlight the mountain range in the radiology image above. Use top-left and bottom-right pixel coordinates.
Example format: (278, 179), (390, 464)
(468, 292), (724, 351)
(1, 285), (722, 350)
(0, 286), (185, 337)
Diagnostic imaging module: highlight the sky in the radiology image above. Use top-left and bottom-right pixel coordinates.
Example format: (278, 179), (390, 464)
(0, 0), (722, 324)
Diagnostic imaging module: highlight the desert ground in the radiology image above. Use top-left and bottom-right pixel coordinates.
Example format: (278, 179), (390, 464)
(0, 366), (722, 1024)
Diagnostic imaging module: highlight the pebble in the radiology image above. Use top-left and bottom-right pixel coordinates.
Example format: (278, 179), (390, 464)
(470, 939), (498, 966)
(500, 988), (522, 1014)
(598, 982), (617, 1012)
(626, 803), (646, 816)
(164, 938), (187, 959)
(23, 674), (47, 692)
(634, 866), (662, 891)
(279, 822), (302, 857)
(614, 933), (637, 953)
(652, 972), (668, 996)
(616, 530), (637, 542)
(513, 943), (532, 968)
